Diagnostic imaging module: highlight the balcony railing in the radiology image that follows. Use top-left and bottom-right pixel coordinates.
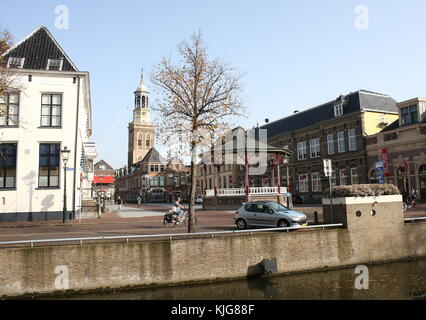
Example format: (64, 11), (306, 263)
(205, 187), (288, 197)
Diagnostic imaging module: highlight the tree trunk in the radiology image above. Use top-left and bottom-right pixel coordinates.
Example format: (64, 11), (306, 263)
(188, 141), (198, 233)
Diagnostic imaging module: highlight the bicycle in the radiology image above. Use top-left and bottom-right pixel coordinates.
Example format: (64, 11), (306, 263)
(163, 209), (198, 228)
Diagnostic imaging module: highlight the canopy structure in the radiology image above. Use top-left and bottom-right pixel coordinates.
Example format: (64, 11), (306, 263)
(199, 139), (293, 195)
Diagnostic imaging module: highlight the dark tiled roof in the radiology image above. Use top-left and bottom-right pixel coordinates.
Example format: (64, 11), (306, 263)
(140, 147), (167, 164)
(94, 160), (115, 172)
(261, 90), (397, 138)
(2, 26), (77, 71)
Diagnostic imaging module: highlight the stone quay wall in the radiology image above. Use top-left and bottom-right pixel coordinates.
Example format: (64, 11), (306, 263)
(0, 196), (425, 298)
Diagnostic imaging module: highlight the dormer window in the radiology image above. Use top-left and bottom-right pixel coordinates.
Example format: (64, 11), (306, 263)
(334, 103), (344, 117)
(46, 59), (63, 71)
(6, 57), (25, 69)
(401, 105), (418, 126)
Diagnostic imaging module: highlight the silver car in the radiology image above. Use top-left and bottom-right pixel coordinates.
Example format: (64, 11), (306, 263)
(234, 201), (308, 230)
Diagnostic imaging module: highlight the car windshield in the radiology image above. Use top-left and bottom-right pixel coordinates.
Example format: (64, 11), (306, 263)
(268, 202), (289, 212)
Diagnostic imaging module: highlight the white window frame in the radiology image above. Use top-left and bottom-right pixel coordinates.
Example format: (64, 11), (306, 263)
(334, 103), (343, 117)
(298, 174), (309, 193)
(327, 134), (335, 155)
(310, 138), (321, 158)
(348, 129), (357, 151)
(46, 59), (64, 71)
(338, 131), (346, 153)
(311, 172), (322, 192)
(297, 141), (308, 160)
(7, 57), (25, 69)
(351, 168), (359, 185)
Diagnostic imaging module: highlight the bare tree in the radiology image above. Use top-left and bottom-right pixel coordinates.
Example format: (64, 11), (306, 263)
(0, 27), (18, 125)
(151, 31), (245, 233)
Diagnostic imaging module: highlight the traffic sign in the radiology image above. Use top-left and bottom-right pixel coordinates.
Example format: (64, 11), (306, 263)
(323, 159), (332, 177)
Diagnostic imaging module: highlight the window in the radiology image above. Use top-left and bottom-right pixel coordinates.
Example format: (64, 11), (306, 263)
(0, 143), (17, 189)
(159, 176), (165, 186)
(160, 165), (165, 172)
(310, 138), (320, 158)
(338, 131), (345, 153)
(331, 170), (337, 187)
(297, 141), (307, 160)
(351, 168), (359, 185)
(298, 174), (309, 192)
(7, 57), (25, 69)
(311, 172), (322, 192)
(348, 129), (357, 151)
(401, 105), (419, 126)
(334, 103), (343, 117)
(150, 177), (159, 186)
(146, 134), (151, 147)
(41, 94), (62, 127)
(327, 134), (335, 155)
(39, 143), (60, 188)
(0, 93), (19, 126)
(46, 59), (63, 71)
(339, 169), (348, 186)
(151, 165), (159, 172)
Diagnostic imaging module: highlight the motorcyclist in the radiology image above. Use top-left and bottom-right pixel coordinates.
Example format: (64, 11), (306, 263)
(174, 197), (185, 224)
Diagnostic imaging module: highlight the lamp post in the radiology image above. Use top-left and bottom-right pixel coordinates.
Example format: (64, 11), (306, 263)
(61, 146), (71, 223)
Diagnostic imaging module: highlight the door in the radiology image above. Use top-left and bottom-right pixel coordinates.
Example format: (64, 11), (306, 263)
(252, 204), (276, 227)
(243, 204), (258, 226)
(420, 175), (426, 200)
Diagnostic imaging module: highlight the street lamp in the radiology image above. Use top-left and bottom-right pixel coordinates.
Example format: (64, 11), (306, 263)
(61, 146), (71, 223)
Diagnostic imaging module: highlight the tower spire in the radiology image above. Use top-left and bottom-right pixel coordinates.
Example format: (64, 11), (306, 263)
(137, 66), (148, 93)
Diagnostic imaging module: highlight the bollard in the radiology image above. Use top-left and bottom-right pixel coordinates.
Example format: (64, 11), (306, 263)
(314, 211), (319, 225)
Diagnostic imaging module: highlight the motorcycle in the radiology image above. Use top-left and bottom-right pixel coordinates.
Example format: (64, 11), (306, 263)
(403, 193), (417, 211)
(163, 207), (197, 228)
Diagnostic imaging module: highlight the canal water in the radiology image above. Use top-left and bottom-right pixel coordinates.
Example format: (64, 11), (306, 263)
(63, 259), (426, 300)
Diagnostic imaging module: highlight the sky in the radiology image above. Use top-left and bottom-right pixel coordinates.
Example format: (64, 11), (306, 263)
(2, 0), (426, 168)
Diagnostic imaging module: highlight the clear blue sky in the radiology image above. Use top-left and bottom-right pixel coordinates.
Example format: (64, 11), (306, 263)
(2, 0), (426, 168)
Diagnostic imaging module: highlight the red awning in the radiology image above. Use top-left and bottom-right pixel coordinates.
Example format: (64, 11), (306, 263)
(93, 176), (115, 184)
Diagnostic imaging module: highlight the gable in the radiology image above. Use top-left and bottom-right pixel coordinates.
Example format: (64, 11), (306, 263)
(2, 26), (78, 71)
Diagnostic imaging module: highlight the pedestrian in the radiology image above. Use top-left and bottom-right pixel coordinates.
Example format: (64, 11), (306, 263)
(137, 196), (142, 208)
(117, 196), (122, 212)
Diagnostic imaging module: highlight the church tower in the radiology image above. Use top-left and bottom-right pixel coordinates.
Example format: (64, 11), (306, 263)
(128, 70), (156, 166)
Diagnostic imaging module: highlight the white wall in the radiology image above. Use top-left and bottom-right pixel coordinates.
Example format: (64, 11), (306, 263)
(0, 71), (91, 218)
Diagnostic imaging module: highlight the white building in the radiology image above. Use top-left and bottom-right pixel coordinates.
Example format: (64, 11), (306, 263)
(0, 26), (96, 222)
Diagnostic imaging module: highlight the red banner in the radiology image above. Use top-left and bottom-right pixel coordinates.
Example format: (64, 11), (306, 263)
(93, 176), (115, 184)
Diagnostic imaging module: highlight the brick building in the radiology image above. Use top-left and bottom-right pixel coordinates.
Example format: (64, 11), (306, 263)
(260, 90), (398, 202)
(366, 97), (426, 200)
(93, 160), (116, 200)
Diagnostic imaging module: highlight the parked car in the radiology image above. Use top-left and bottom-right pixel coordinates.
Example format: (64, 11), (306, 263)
(234, 201), (308, 230)
(292, 194), (303, 204)
(196, 196), (203, 204)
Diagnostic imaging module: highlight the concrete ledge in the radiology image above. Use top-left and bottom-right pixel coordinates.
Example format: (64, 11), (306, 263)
(323, 195), (402, 205)
(0, 219), (425, 298)
(0, 211), (74, 223)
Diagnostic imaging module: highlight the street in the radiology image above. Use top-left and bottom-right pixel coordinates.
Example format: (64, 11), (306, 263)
(0, 202), (424, 244)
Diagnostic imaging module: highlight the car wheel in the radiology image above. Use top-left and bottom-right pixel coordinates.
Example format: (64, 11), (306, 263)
(278, 219), (290, 228)
(236, 219), (247, 230)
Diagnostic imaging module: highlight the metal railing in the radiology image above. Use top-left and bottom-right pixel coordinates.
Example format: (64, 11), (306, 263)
(205, 187), (288, 197)
(0, 223), (344, 248)
(404, 216), (426, 223)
